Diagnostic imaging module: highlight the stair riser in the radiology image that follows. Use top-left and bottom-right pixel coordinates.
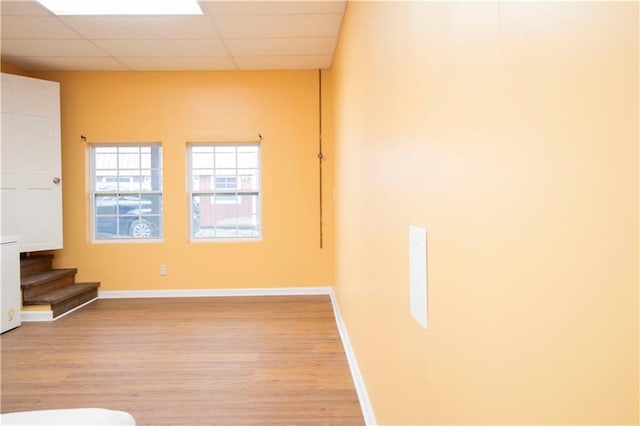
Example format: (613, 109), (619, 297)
(21, 258), (54, 278)
(22, 275), (76, 301)
(52, 289), (99, 318)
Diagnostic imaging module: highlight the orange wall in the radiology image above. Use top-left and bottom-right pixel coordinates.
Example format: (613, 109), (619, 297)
(29, 70), (333, 290)
(1, 61), (30, 77)
(330, 1), (638, 424)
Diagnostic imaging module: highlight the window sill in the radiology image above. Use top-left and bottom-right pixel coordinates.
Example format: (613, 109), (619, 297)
(91, 238), (164, 244)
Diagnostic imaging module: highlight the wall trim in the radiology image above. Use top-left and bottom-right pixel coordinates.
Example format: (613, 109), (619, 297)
(328, 288), (377, 425)
(99, 286), (377, 424)
(20, 310), (53, 322)
(99, 287), (332, 299)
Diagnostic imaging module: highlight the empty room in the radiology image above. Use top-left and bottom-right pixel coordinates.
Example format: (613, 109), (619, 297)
(1, 1), (638, 425)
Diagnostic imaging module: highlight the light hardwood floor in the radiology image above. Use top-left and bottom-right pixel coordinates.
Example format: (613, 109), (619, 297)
(1, 296), (365, 425)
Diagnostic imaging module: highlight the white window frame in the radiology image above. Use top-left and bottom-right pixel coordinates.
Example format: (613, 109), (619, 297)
(188, 143), (262, 241)
(90, 143), (163, 242)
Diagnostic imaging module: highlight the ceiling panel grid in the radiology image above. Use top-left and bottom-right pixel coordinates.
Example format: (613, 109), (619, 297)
(0, 0), (347, 71)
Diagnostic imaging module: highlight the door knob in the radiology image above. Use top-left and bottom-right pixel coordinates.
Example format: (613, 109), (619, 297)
(53, 177), (61, 184)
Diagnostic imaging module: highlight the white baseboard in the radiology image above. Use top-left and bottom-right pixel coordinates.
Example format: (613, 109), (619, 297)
(99, 287), (332, 299)
(328, 288), (377, 425)
(20, 310), (53, 322)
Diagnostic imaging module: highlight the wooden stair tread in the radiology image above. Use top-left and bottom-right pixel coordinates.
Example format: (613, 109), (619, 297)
(24, 282), (100, 305)
(19, 252), (100, 318)
(21, 268), (77, 288)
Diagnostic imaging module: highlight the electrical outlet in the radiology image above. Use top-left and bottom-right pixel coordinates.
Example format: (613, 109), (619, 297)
(160, 264), (167, 276)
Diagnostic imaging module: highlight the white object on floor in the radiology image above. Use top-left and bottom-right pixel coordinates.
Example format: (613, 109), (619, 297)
(0, 408), (136, 425)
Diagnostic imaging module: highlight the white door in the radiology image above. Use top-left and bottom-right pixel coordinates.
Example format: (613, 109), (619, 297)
(0, 73), (62, 252)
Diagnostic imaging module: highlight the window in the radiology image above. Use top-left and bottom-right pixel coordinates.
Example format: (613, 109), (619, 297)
(91, 144), (163, 240)
(189, 144), (261, 240)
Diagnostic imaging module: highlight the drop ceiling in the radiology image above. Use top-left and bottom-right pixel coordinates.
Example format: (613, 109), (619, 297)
(0, 0), (347, 71)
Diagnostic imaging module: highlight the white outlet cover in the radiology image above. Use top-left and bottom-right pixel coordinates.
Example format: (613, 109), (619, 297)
(409, 226), (428, 329)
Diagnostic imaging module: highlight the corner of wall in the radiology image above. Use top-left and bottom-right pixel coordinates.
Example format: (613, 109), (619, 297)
(1, 61), (32, 77)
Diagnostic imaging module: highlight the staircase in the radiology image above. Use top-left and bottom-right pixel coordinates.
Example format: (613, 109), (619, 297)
(21, 255), (100, 319)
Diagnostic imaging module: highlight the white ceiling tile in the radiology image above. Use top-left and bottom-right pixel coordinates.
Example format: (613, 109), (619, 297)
(226, 37), (335, 56)
(59, 16), (220, 40)
(203, 1), (346, 16)
(235, 55), (332, 70)
(0, 1), (345, 71)
(215, 14), (342, 38)
(0, 1), (53, 16)
(117, 56), (237, 71)
(93, 39), (228, 57)
(1, 16), (81, 39)
(2, 56), (128, 71)
(1, 39), (107, 57)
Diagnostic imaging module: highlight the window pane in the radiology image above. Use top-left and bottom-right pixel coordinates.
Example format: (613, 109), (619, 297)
(129, 216), (161, 239)
(140, 152), (150, 169)
(192, 171), (210, 191)
(215, 176), (237, 190)
(194, 194), (214, 238)
(215, 169), (236, 183)
(215, 147), (236, 168)
(238, 194), (259, 217)
(95, 216), (120, 239)
(192, 196), (201, 235)
(95, 195), (118, 215)
(95, 172), (116, 191)
(117, 195), (142, 217)
(119, 151), (140, 169)
(192, 146), (214, 154)
(238, 146), (259, 168)
(116, 172), (140, 192)
(192, 152), (214, 169)
(212, 195), (238, 226)
(96, 146), (117, 154)
(141, 194), (162, 215)
(239, 170), (259, 191)
(95, 152), (117, 171)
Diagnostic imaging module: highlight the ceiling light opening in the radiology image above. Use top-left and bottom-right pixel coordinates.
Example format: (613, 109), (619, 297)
(36, 0), (203, 16)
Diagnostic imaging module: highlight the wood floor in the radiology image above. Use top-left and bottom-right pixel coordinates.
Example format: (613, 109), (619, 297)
(1, 296), (364, 425)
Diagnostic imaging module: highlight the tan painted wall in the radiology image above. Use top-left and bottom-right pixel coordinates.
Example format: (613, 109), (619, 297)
(30, 70), (333, 290)
(1, 61), (30, 77)
(330, 1), (639, 424)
